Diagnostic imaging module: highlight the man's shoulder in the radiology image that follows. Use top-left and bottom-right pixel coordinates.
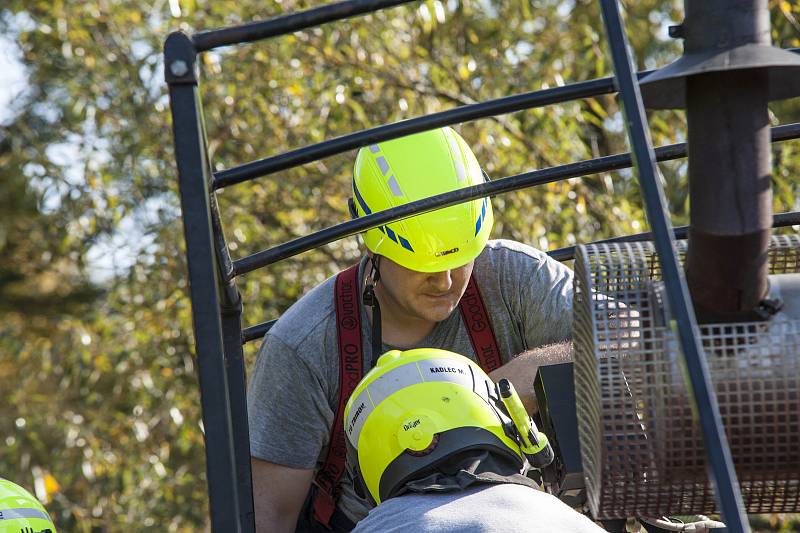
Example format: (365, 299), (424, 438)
(474, 239), (573, 295)
(481, 238), (549, 262)
(474, 239), (550, 277)
(267, 273), (339, 349)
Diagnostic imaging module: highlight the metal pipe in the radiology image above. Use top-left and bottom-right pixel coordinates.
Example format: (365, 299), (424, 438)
(211, 47), (799, 190)
(547, 210), (800, 263)
(230, 143), (680, 275)
(239, 210), (800, 345)
(229, 123), (800, 277)
(213, 76), (622, 189)
(192, 0), (415, 52)
(685, 0), (773, 322)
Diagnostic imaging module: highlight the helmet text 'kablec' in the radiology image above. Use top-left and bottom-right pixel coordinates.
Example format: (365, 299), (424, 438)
(429, 366), (465, 374)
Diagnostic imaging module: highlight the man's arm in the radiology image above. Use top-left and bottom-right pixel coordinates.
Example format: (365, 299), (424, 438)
(489, 341), (572, 414)
(248, 330), (334, 532)
(252, 457), (314, 533)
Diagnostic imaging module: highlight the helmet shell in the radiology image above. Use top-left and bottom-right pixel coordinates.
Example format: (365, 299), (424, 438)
(352, 127), (494, 272)
(343, 348), (523, 504)
(0, 478), (56, 532)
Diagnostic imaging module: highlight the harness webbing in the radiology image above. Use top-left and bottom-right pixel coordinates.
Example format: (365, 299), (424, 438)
(458, 274), (503, 372)
(312, 264), (500, 528)
(312, 264), (363, 527)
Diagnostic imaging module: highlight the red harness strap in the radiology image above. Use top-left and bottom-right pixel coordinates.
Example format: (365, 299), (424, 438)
(313, 264), (363, 527)
(458, 274), (503, 372)
(313, 268), (500, 527)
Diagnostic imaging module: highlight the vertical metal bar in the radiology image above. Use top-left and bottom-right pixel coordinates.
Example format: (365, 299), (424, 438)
(597, 2), (749, 531)
(209, 191), (256, 533)
(221, 303), (255, 533)
(165, 31), (243, 532)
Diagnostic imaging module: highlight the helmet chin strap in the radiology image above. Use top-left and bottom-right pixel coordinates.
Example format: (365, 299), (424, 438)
(362, 255), (383, 367)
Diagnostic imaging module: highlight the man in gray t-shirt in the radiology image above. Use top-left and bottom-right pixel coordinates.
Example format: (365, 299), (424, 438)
(247, 128), (574, 532)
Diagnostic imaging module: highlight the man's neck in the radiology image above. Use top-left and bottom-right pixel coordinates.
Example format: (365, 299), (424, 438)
(365, 284), (437, 349)
(376, 284), (436, 348)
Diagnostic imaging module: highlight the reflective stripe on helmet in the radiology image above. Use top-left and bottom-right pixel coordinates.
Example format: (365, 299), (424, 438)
(352, 179), (415, 252)
(386, 175), (403, 197)
(0, 507), (52, 521)
(372, 145), (404, 197)
(344, 356), (493, 448)
(475, 197), (488, 236)
(352, 178), (373, 216)
(446, 134), (467, 183)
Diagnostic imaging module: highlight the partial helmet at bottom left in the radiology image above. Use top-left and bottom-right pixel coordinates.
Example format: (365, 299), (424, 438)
(0, 478), (56, 533)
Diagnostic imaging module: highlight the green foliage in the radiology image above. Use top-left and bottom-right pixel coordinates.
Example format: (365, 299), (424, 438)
(0, 0), (798, 531)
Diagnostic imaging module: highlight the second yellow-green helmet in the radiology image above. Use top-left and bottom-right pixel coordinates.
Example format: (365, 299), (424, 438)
(351, 127), (494, 272)
(0, 478), (56, 533)
(343, 348), (525, 505)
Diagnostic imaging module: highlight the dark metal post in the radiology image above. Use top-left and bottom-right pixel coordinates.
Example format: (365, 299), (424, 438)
(685, 0), (772, 321)
(165, 31), (243, 532)
(210, 193), (256, 533)
(221, 303), (255, 533)
(598, 1), (749, 531)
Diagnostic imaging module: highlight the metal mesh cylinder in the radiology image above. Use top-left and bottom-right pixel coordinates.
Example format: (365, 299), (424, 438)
(574, 235), (800, 518)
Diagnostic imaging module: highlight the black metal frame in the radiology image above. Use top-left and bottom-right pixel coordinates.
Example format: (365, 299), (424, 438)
(164, 1), (800, 530)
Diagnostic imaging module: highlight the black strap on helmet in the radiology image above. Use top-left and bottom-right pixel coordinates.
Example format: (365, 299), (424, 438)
(347, 197), (358, 219)
(362, 255), (383, 366)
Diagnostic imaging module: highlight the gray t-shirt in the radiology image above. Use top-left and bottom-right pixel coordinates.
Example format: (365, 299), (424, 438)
(247, 239), (573, 523)
(351, 484), (606, 533)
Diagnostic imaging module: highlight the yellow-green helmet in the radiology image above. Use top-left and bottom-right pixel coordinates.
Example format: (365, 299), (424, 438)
(352, 127), (494, 272)
(0, 478), (56, 533)
(343, 348), (524, 505)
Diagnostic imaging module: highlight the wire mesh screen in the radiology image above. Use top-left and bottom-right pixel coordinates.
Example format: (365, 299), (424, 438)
(573, 235), (800, 519)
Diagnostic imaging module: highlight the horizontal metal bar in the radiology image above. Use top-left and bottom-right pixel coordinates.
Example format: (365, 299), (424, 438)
(242, 320), (277, 344)
(212, 76), (624, 189)
(214, 48), (800, 188)
(211, 48), (800, 190)
(547, 210), (800, 262)
(241, 210), (800, 345)
(192, 0), (415, 52)
(230, 122), (800, 277)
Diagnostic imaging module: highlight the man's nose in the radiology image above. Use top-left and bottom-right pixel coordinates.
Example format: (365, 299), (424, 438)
(428, 270), (453, 291)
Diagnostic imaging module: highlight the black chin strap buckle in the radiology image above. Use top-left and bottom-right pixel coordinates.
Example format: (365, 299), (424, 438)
(363, 284), (376, 307)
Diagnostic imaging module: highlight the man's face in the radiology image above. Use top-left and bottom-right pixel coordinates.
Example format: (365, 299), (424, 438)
(373, 254), (475, 324)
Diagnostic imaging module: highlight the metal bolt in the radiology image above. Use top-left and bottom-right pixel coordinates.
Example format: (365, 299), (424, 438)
(668, 24), (685, 39)
(170, 60), (189, 77)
